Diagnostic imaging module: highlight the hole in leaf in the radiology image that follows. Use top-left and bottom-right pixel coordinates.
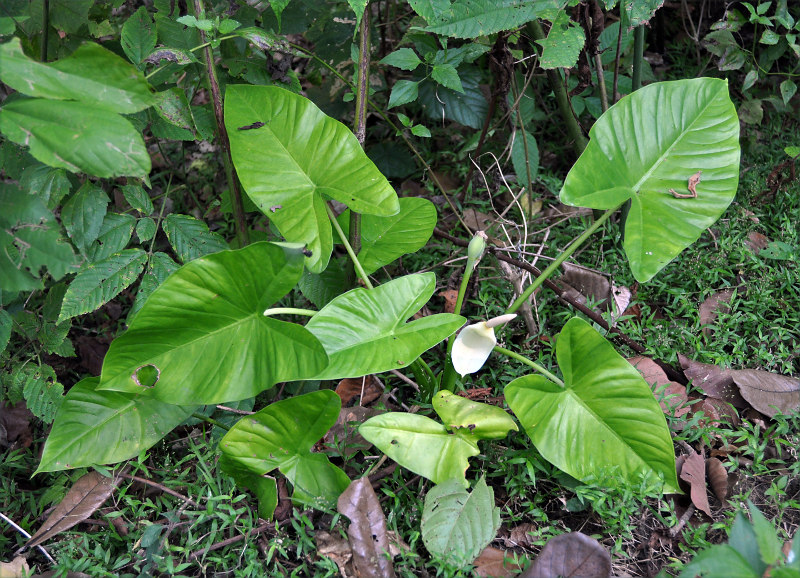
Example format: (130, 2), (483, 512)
(132, 364), (160, 388)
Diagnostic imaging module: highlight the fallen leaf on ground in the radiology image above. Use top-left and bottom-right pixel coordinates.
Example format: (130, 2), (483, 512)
(678, 355), (748, 408)
(628, 357), (690, 418)
(611, 285), (632, 320)
(438, 289), (459, 314)
(690, 397), (740, 428)
(678, 449), (712, 517)
(706, 457), (729, 503)
(324, 405), (382, 456)
(561, 262), (611, 310)
(698, 289), (734, 337)
(473, 546), (525, 577)
(0, 401), (34, 449)
(497, 522), (537, 548)
(27, 470), (121, 549)
(520, 532), (611, 578)
(730, 369), (800, 417)
(745, 231), (770, 253)
(0, 557), (29, 578)
(335, 374), (384, 407)
(463, 208), (494, 232)
(337, 477), (396, 578)
(317, 530), (355, 578)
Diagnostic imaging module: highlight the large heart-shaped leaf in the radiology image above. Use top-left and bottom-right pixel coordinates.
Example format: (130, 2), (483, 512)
(225, 84), (400, 272)
(97, 242), (328, 404)
(0, 98), (151, 178)
(304, 273), (464, 379)
(432, 390), (517, 441)
(560, 78), (740, 282)
(35, 378), (197, 474)
(505, 317), (680, 493)
(0, 39), (154, 113)
(359, 413), (479, 485)
(220, 390), (350, 509)
(338, 197), (438, 275)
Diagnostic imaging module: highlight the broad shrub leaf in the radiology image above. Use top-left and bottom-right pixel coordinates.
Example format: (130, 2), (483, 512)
(161, 214), (228, 263)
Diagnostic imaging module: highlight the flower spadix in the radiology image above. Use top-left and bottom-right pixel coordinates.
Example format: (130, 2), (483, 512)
(451, 314), (516, 377)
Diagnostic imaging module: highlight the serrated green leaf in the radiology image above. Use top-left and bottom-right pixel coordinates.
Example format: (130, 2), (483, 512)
(135, 217), (157, 243)
(22, 369), (63, 423)
(388, 79), (420, 108)
(86, 213), (136, 263)
(420, 0), (556, 38)
(218, 18), (240, 34)
(38, 320), (72, 355)
(49, 0), (94, 34)
(538, 11), (586, 69)
(162, 214), (228, 263)
(19, 165), (72, 209)
(506, 317), (680, 494)
(305, 273), (464, 379)
(421, 477), (500, 565)
(0, 38), (154, 114)
(36, 377), (197, 474)
(678, 545), (759, 578)
(59, 249), (147, 322)
(0, 309), (11, 354)
(152, 87), (196, 136)
(560, 78), (740, 282)
(143, 47), (199, 66)
(748, 501), (783, 566)
(728, 511), (768, 576)
(418, 66), (487, 128)
(346, 0), (368, 32)
(122, 6), (157, 65)
(234, 27), (297, 55)
(226, 85), (399, 273)
(0, 98), (151, 178)
(511, 130), (539, 193)
(380, 48), (423, 71)
(624, 0), (664, 27)
(360, 413), (479, 485)
(128, 251), (178, 321)
(432, 63), (464, 92)
(61, 182), (109, 255)
(98, 243), (328, 404)
(0, 184), (77, 292)
(220, 390), (349, 509)
(338, 197), (438, 275)
(121, 184), (154, 215)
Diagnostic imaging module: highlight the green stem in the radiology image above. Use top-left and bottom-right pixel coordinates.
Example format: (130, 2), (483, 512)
(262, 307), (317, 317)
(526, 20), (588, 157)
(632, 25), (645, 91)
(326, 204), (373, 290)
(191, 0), (249, 248)
(506, 205), (619, 314)
(493, 346), (564, 387)
(440, 249), (481, 392)
(191, 413), (230, 431)
(40, 0), (49, 62)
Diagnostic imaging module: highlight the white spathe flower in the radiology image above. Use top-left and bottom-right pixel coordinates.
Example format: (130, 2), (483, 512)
(452, 314), (516, 376)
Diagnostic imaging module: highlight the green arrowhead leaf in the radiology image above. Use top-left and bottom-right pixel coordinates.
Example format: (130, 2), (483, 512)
(0, 38), (154, 113)
(0, 98), (151, 178)
(98, 242), (328, 404)
(36, 377), (197, 474)
(359, 412), (479, 485)
(421, 477), (500, 565)
(305, 273), (465, 379)
(338, 197), (438, 275)
(506, 317), (680, 494)
(220, 390), (349, 509)
(225, 85), (399, 272)
(560, 78), (740, 282)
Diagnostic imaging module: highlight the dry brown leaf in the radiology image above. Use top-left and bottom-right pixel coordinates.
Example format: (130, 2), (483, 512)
(316, 530), (355, 578)
(473, 546), (526, 577)
(0, 401), (34, 449)
(540, 204), (593, 220)
(730, 369), (800, 417)
(324, 405), (382, 457)
(438, 289), (459, 314)
(678, 450), (712, 517)
(520, 532), (611, 578)
(335, 375), (384, 407)
(706, 457), (729, 503)
(698, 289), (734, 337)
(745, 231), (770, 253)
(430, 170), (459, 195)
(0, 557), (29, 578)
(561, 262), (612, 310)
(463, 208), (494, 232)
(27, 470), (121, 549)
(678, 355), (748, 408)
(628, 357), (690, 418)
(690, 397), (741, 428)
(274, 477), (293, 522)
(688, 171), (702, 196)
(610, 284), (632, 320)
(337, 477), (396, 578)
(628, 357), (671, 388)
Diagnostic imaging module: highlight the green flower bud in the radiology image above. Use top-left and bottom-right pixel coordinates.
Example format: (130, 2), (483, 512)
(467, 230), (488, 268)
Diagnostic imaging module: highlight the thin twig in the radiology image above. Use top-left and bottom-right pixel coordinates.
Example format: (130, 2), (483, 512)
(216, 404), (255, 415)
(189, 519), (275, 560)
(669, 504), (696, 538)
(390, 369), (420, 391)
(1, 511), (56, 564)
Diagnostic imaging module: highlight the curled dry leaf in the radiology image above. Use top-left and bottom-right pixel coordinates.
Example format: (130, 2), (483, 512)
(678, 450), (712, 517)
(473, 546), (525, 578)
(706, 457), (729, 503)
(335, 374), (384, 407)
(729, 369), (800, 417)
(745, 231), (770, 253)
(316, 530), (355, 578)
(690, 397), (740, 428)
(497, 522), (537, 548)
(27, 470), (121, 549)
(678, 354), (748, 408)
(0, 557), (29, 578)
(628, 357), (690, 418)
(337, 477), (396, 578)
(561, 262), (612, 311)
(698, 289), (734, 337)
(520, 532), (611, 578)
(0, 401), (34, 449)
(438, 289), (459, 314)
